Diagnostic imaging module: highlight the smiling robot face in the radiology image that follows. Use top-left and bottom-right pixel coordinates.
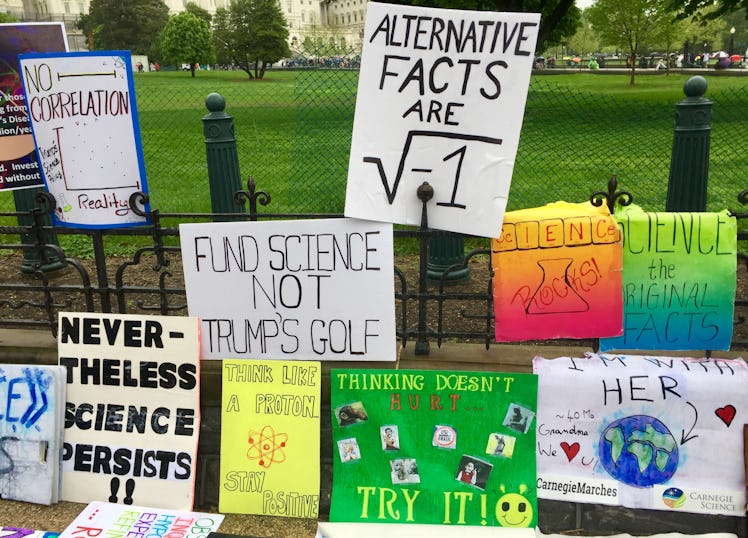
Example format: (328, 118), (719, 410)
(496, 484), (533, 528)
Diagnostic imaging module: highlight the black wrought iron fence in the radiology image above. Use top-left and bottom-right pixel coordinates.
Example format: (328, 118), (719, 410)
(2, 178), (748, 353)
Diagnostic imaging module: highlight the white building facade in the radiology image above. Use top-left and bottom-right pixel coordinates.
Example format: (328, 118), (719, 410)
(0, 0), (366, 53)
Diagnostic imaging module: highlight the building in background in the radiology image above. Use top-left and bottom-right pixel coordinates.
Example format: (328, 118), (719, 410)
(0, 0), (366, 54)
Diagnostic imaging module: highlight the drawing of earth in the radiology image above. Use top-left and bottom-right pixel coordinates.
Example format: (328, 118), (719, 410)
(598, 415), (679, 487)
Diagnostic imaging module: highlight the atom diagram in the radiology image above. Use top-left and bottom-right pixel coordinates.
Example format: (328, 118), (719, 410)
(246, 425), (288, 468)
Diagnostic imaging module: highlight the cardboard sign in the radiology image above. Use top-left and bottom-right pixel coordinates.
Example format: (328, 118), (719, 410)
(329, 368), (538, 527)
(534, 354), (748, 516)
(57, 313), (201, 510)
(19, 51), (150, 227)
(492, 201), (623, 341)
(0, 23), (67, 191)
(58, 501), (224, 538)
(344, 2), (539, 238)
(179, 218), (396, 361)
(0, 364), (66, 504)
(219, 359), (321, 517)
(316, 522), (533, 537)
(600, 207), (736, 351)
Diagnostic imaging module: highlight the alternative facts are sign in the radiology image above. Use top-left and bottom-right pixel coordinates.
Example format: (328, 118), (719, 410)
(600, 206), (736, 352)
(329, 369), (538, 527)
(344, 2), (539, 238)
(533, 354), (748, 516)
(57, 312), (201, 510)
(491, 201), (623, 342)
(179, 218), (396, 361)
(18, 50), (150, 228)
(220, 359), (321, 517)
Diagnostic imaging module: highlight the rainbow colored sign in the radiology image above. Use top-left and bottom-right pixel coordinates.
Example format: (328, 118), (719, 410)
(491, 201), (623, 342)
(600, 207), (736, 351)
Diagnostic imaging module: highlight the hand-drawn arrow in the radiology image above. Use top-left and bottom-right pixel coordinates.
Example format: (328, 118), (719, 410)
(363, 130), (502, 204)
(680, 400), (699, 444)
(57, 70), (116, 80)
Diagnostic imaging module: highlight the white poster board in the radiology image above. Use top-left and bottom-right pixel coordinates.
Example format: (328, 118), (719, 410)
(19, 50), (150, 228)
(179, 218), (396, 361)
(59, 501), (224, 538)
(344, 2), (539, 238)
(58, 313), (201, 510)
(533, 354), (747, 516)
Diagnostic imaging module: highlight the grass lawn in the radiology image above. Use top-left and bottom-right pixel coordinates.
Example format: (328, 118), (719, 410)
(2, 68), (747, 220)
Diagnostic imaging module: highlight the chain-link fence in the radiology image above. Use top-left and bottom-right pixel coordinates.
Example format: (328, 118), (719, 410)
(135, 67), (748, 216)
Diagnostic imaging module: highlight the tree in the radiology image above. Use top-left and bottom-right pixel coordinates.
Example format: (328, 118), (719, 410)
(0, 12), (17, 23)
(382, 0), (582, 53)
(213, 0), (291, 79)
(185, 1), (212, 25)
(588, 0), (670, 84)
(78, 0), (169, 55)
(161, 12), (215, 77)
(668, 0), (748, 22)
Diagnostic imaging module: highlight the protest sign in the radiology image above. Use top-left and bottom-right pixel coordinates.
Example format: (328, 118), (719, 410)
(58, 501), (223, 538)
(316, 521), (533, 537)
(0, 23), (67, 191)
(57, 313), (201, 509)
(491, 201), (623, 341)
(600, 206), (736, 351)
(344, 2), (539, 238)
(533, 354), (748, 516)
(329, 368), (538, 527)
(0, 529), (58, 538)
(219, 359), (321, 517)
(179, 218), (396, 361)
(0, 364), (66, 504)
(18, 50), (150, 227)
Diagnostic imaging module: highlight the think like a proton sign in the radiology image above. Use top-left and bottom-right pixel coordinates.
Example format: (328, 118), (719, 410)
(344, 3), (539, 238)
(19, 51), (150, 228)
(329, 369), (538, 528)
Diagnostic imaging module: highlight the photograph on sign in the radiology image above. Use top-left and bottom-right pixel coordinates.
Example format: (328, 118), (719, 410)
(534, 354), (748, 516)
(219, 359), (321, 517)
(19, 50), (150, 228)
(179, 218), (396, 361)
(0, 22), (67, 191)
(600, 206), (737, 352)
(57, 312), (201, 510)
(344, 2), (539, 238)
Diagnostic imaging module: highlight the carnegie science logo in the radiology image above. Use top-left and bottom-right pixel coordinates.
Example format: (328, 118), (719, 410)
(662, 487), (686, 509)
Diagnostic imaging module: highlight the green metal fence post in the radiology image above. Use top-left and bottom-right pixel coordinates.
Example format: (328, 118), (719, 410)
(427, 234), (470, 283)
(203, 92), (245, 220)
(14, 187), (65, 274)
(666, 75), (711, 212)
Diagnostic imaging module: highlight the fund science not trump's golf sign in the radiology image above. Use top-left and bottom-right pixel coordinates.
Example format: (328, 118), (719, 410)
(345, 3), (539, 238)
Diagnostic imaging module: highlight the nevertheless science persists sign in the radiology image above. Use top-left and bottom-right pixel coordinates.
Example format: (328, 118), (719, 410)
(533, 354), (748, 516)
(179, 218), (396, 361)
(58, 313), (201, 510)
(19, 50), (150, 228)
(344, 2), (539, 238)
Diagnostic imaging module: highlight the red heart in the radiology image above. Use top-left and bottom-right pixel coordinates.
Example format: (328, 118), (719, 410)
(560, 441), (580, 462)
(715, 405), (736, 426)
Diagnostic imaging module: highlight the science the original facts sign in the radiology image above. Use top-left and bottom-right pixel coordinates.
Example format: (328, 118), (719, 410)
(179, 218), (396, 361)
(57, 312), (201, 510)
(19, 50), (150, 228)
(600, 206), (737, 352)
(344, 2), (539, 238)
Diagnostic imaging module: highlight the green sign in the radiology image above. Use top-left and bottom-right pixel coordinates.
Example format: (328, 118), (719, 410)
(330, 369), (538, 528)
